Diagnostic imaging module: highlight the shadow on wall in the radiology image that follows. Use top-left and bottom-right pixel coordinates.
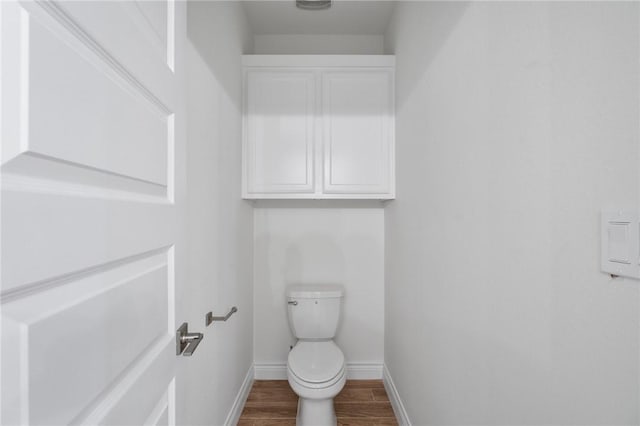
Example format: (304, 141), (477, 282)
(254, 234), (347, 354)
(254, 200), (385, 209)
(385, 1), (471, 111)
(187, 1), (252, 109)
(254, 222), (384, 365)
(281, 233), (383, 358)
(281, 237), (345, 282)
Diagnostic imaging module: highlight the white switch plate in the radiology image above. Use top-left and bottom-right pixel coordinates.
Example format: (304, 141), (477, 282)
(601, 210), (640, 279)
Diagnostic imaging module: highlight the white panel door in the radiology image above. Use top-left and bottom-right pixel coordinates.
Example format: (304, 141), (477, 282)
(243, 70), (316, 196)
(1, 1), (192, 424)
(322, 70), (394, 196)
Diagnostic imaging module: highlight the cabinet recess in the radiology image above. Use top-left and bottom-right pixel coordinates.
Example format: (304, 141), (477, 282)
(242, 55), (395, 200)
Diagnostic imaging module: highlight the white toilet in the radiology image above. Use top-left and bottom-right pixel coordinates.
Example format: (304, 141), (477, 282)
(286, 284), (346, 426)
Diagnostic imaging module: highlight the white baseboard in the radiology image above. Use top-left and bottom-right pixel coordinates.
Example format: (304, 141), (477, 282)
(224, 364), (254, 426)
(254, 362), (383, 380)
(253, 363), (286, 380)
(383, 364), (411, 426)
(345, 363), (383, 379)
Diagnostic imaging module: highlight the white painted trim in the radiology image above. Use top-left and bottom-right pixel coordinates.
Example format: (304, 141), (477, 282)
(242, 192), (395, 200)
(254, 363), (287, 380)
(345, 363), (383, 380)
(224, 365), (254, 426)
(242, 54), (395, 68)
(254, 362), (383, 380)
(383, 364), (411, 426)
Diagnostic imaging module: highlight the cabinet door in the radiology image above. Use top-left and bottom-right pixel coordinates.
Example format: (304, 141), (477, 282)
(322, 70), (394, 196)
(244, 70), (316, 196)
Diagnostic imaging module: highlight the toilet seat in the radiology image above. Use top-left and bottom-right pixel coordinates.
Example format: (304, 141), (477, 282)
(288, 363), (346, 391)
(287, 341), (345, 388)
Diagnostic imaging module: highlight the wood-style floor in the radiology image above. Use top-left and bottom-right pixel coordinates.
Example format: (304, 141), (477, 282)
(238, 380), (398, 426)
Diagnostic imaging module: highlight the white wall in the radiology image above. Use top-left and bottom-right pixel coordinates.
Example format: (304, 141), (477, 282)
(251, 27), (386, 379)
(253, 34), (384, 54)
(384, 2), (639, 425)
(253, 205), (385, 378)
(185, 3), (254, 425)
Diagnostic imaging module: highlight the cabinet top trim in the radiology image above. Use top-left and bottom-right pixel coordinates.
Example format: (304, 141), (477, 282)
(242, 55), (395, 68)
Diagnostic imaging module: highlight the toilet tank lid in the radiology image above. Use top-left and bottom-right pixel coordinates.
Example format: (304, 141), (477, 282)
(287, 284), (344, 299)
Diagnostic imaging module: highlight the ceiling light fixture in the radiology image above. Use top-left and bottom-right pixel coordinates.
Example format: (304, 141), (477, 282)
(296, 0), (332, 10)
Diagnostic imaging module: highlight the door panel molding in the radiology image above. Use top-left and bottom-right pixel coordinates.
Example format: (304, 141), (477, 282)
(2, 154), (169, 203)
(35, 1), (175, 109)
(322, 70), (394, 195)
(2, 252), (173, 425)
(2, 191), (174, 292)
(244, 70), (316, 195)
(79, 343), (175, 426)
(3, 2), (173, 190)
(1, 1), (184, 424)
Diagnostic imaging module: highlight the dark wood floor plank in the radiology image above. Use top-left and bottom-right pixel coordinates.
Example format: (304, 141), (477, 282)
(252, 420), (297, 426)
(334, 388), (375, 402)
(338, 418), (398, 426)
(238, 420), (298, 426)
(239, 380), (398, 425)
(251, 380), (291, 389)
(371, 388), (390, 402)
(341, 380), (385, 389)
(244, 401), (299, 408)
(247, 388), (298, 403)
(240, 404), (297, 419)
(334, 401), (395, 418)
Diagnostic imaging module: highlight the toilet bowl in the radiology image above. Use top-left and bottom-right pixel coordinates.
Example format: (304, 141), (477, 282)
(285, 284), (346, 426)
(287, 341), (346, 425)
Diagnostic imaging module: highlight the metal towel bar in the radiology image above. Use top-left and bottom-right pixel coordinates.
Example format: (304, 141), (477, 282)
(205, 306), (238, 327)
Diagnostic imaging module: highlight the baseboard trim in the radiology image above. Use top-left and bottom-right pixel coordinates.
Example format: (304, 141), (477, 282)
(254, 362), (383, 380)
(253, 363), (286, 379)
(383, 364), (411, 426)
(346, 362), (383, 379)
(224, 364), (254, 426)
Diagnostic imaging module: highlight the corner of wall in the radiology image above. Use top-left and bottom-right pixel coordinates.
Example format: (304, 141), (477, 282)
(224, 364), (255, 426)
(383, 364), (411, 426)
(382, 2), (399, 54)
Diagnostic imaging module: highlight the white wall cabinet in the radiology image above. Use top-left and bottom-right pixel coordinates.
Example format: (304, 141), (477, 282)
(242, 55), (395, 199)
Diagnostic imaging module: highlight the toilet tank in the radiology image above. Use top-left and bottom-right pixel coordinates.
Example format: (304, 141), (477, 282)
(286, 284), (344, 340)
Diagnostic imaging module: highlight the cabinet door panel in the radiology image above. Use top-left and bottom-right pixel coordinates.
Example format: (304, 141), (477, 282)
(244, 71), (315, 195)
(322, 70), (394, 196)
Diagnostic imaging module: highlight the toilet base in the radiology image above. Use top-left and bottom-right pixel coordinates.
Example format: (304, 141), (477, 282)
(297, 397), (336, 426)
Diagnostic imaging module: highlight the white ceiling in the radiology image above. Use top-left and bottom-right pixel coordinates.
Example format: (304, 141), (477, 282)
(242, 1), (396, 35)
